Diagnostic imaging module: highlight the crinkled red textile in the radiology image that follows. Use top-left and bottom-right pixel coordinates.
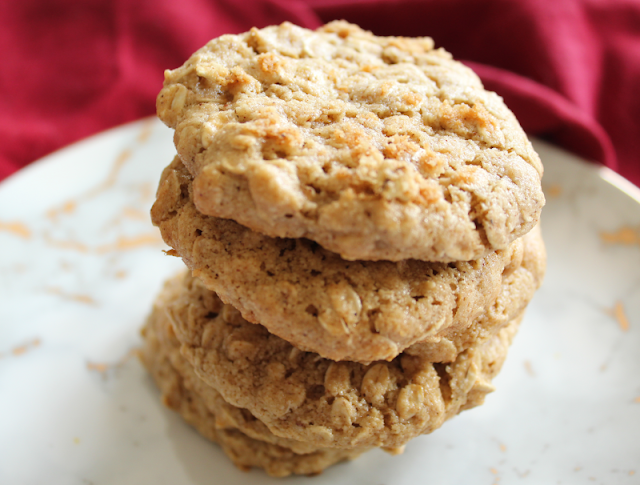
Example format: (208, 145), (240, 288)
(1, 0), (638, 186)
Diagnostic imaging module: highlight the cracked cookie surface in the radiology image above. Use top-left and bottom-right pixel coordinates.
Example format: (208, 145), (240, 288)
(149, 270), (524, 449)
(157, 21), (544, 262)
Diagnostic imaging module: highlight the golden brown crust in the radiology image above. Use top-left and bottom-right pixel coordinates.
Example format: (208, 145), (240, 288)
(145, 271), (524, 449)
(157, 21), (544, 262)
(151, 156), (545, 363)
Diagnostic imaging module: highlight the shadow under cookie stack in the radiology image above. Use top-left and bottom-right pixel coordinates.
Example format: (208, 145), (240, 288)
(139, 21), (547, 477)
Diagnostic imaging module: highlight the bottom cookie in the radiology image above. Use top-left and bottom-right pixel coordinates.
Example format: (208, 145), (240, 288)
(140, 271), (524, 469)
(139, 315), (367, 477)
(162, 271), (525, 449)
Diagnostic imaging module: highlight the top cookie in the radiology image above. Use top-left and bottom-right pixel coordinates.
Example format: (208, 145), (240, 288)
(157, 21), (544, 262)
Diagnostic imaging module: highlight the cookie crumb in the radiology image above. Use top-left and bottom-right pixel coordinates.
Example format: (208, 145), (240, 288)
(381, 445), (405, 455)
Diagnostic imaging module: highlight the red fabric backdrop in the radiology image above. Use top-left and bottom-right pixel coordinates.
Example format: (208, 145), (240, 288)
(1, 0), (639, 186)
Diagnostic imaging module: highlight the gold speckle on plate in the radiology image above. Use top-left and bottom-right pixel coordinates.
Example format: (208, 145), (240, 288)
(86, 362), (109, 373)
(545, 183), (562, 198)
(138, 182), (153, 202)
(606, 301), (630, 331)
(600, 226), (640, 246)
(0, 221), (31, 239)
(95, 233), (163, 253)
(136, 118), (155, 143)
(84, 148), (133, 199)
(43, 233), (90, 253)
(86, 349), (137, 378)
(523, 360), (535, 377)
(122, 207), (148, 220)
(45, 287), (97, 306)
(10, 338), (41, 357)
(46, 200), (78, 221)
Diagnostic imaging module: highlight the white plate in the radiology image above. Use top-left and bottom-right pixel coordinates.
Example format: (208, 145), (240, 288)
(1, 118), (639, 485)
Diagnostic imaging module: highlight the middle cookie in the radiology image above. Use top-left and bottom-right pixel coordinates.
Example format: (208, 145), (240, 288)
(152, 156), (532, 363)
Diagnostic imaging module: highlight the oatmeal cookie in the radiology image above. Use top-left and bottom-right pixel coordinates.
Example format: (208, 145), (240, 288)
(139, 314), (367, 477)
(151, 156), (541, 363)
(157, 21), (544, 262)
(151, 271), (523, 449)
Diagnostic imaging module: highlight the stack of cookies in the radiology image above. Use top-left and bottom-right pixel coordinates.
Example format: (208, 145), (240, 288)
(139, 21), (546, 477)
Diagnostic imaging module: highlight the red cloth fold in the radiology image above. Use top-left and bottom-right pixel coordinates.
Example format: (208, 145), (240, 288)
(1, 0), (638, 186)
